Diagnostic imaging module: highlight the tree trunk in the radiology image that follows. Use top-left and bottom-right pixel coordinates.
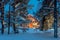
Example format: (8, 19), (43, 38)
(1, 2), (4, 34)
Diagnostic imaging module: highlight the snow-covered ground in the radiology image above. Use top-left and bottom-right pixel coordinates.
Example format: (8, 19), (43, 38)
(0, 32), (60, 40)
(0, 28), (60, 40)
(0, 23), (60, 40)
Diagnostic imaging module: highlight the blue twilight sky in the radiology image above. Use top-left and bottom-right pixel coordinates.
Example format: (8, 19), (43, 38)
(28, 0), (44, 16)
(4, 0), (44, 16)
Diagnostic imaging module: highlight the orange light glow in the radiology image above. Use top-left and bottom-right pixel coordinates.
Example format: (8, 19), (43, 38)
(28, 22), (40, 28)
(27, 15), (40, 28)
(29, 22), (33, 28)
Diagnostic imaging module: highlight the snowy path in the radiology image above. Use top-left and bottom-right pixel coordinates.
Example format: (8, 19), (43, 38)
(0, 28), (60, 40)
(0, 32), (60, 40)
(0, 23), (60, 40)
